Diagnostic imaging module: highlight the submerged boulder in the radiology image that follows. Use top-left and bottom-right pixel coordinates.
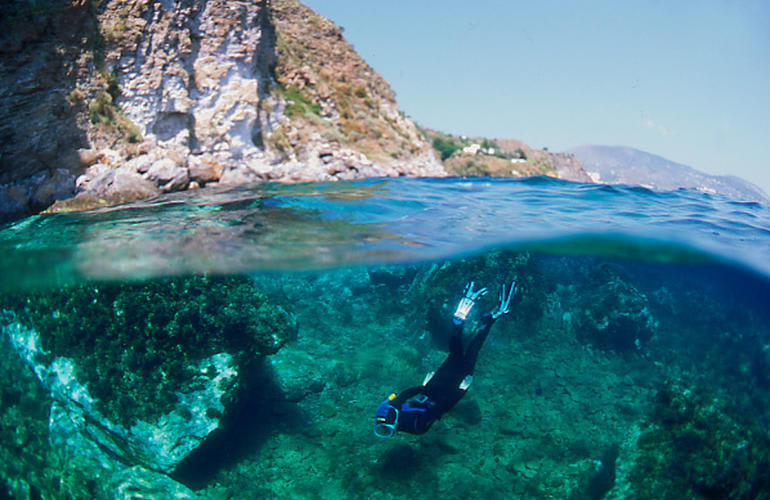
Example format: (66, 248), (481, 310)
(0, 275), (292, 497)
(268, 345), (331, 403)
(576, 264), (657, 352)
(626, 380), (770, 498)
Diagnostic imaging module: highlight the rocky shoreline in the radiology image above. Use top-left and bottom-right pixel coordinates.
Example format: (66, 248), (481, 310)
(42, 138), (444, 215)
(0, 0), (446, 221)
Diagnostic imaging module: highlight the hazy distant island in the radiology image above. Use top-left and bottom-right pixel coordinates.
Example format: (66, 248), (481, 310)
(0, 0), (766, 222)
(570, 145), (770, 203)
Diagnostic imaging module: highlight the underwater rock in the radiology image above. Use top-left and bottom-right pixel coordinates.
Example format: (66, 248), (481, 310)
(368, 266), (418, 289)
(1, 276), (290, 426)
(752, 343), (770, 389)
(568, 444), (620, 500)
(0, 329), (60, 499)
(0, 275), (292, 497)
(268, 345), (332, 402)
(426, 302), (454, 351)
(575, 264), (657, 352)
(109, 466), (198, 499)
(2, 320), (207, 497)
(625, 380), (770, 498)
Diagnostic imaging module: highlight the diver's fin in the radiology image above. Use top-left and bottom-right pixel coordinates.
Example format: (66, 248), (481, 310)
(422, 371), (435, 386)
(459, 375), (473, 390)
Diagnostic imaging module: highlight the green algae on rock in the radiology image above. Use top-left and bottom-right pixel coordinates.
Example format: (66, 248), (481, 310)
(628, 380), (770, 498)
(575, 264), (658, 352)
(1, 275), (291, 427)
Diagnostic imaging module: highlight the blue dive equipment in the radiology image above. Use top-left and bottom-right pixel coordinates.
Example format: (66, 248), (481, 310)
(374, 394), (399, 438)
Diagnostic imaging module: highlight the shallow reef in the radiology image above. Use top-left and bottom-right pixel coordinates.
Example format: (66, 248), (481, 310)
(1, 275), (292, 427)
(627, 380), (770, 498)
(574, 263), (657, 352)
(2, 250), (770, 498)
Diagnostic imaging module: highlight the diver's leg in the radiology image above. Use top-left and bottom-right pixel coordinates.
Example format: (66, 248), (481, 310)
(464, 282), (516, 372)
(450, 281), (487, 359)
(463, 314), (495, 373)
(448, 319), (464, 359)
(424, 319), (465, 386)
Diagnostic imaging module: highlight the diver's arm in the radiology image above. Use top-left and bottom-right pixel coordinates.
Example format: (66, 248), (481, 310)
(469, 313), (495, 340)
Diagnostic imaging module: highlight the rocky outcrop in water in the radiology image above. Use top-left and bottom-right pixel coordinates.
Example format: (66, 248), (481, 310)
(574, 264), (658, 352)
(0, 275), (293, 498)
(622, 380), (770, 498)
(0, 0), (444, 221)
(3, 320), (228, 497)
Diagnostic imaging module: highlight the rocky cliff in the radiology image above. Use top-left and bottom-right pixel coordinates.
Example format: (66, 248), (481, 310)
(0, 0), (444, 221)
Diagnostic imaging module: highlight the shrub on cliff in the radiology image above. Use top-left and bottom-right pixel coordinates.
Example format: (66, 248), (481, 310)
(432, 137), (461, 161)
(280, 85), (322, 119)
(1, 275), (291, 427)
(88, 72), (142, 144)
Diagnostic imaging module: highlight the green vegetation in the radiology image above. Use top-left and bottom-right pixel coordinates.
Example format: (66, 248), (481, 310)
(1, 276), (291, 427)
(480, 138), (498, 151)
(432, 136), (461, 161)
(280, 85), (322, 119)
(630, 381), (770, 498)
(421, 126), (563, 177)
(88, 72), (142, 144)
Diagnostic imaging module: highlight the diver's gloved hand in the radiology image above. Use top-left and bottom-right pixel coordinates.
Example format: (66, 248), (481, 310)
(453, 281), (488, 321)
(490, 281), (517, 320)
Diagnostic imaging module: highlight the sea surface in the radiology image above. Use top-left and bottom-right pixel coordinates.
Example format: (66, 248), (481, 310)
(1, 176), (769, 499)
(2, 176), (770, 289)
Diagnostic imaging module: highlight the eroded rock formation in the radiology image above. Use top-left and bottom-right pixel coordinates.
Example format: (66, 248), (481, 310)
(1, 0), (445, 221)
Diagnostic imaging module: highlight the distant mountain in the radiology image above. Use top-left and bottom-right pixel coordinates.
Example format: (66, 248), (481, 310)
(569, 145), (769, 203)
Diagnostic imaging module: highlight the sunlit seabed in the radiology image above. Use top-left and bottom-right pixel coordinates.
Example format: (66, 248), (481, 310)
(1, 177), (770, 498)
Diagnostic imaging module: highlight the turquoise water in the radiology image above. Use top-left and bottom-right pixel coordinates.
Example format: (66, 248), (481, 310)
(1, 176), (770, 498)
(2, 176), (769, 289)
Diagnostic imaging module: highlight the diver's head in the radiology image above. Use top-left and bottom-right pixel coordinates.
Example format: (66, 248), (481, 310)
(374, 394), (399, 438)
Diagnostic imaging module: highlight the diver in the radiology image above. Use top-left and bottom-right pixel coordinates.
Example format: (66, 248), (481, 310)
(374, 281), (517, 438)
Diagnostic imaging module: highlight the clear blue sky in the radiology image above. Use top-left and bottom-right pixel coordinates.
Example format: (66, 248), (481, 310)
(302, 0), (770, 194)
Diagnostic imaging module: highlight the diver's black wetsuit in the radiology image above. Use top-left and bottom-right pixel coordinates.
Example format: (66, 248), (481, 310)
(391, 313), (496, 434)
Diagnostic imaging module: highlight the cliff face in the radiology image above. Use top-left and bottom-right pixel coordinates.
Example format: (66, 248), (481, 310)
(269, 1), (440, 175)
(0, 0), (96, 217)
(0, 0), (444, 221)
